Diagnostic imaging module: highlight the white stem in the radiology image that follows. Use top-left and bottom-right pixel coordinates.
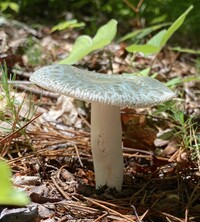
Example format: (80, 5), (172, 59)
(91, 102), (123, 191)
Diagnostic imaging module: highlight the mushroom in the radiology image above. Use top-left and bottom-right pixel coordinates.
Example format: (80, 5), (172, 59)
(30, 64), (175, 191)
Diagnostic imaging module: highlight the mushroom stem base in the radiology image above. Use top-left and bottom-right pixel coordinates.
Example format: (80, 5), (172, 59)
(91, 102), (123, 191)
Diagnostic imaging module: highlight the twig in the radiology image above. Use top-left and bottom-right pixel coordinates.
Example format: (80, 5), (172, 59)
(78, 112), (91, 129)
(142, 207), (184, 222)
(93, 212), (108, 222)
(184, 207), (189, 222)
(123, 0), (144, 27)
(90, 198), (130, 210)
(123, 0), (138, 12)
(140, 209), (149, 221)
(14, 84), (59, 99)
(1, 79), (58, 99)
(0, 113), (42, 144)
(84, 197), (135, 222)
(3, 80), (31, 84)
(131, 205), (142, 222)
(56, 165), (80, 202)
(57, 216), (68, 222)
(51, 176), (70, 199)
(66, 202), (100, 213)
(130, 180), (152, 203)
(137, 0), (144, 9)
(148, 53), (159, 75)
(74, 144), (83, 167)
(160, 211), (184, 222)
(123, 147), (153, 155)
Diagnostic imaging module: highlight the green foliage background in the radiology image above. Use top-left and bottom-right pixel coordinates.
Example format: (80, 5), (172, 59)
(0, 0), (200, 45)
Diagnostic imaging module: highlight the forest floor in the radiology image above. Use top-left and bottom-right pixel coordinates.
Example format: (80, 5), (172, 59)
(0, 17), (200, 222)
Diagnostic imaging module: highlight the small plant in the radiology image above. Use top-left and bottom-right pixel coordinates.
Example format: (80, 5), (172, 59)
(124, 5), (195, 89)
(0, 64), (36, 156)
(126, 5), (193, 56)
(0, 65), (18, 125)
(171, 107), (195, 150)
(60, 5), (193, 72)
(174, 109), (200, 174)
(156, 101), (200, 170)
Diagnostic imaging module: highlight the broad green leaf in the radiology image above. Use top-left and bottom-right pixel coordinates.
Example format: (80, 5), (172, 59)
(120, 23), (171, 42)
(8, 2), (19, 13)
(147, 29), (167, 47)
(126, 44), (160, 55)
(161, 5), (193, 46)
(52, 19), (85, 32)
(0, 161), (30, 206)
(60, 19), (117, 65)
(0, 2), (19, 13)
(59, 36), (92, 65)
(92, 19), (117, 49)
(169, 47), (200, 54)
(165, 77), (182, 88)
(0, 3), (9, 11)
(166, 76), (200, 88)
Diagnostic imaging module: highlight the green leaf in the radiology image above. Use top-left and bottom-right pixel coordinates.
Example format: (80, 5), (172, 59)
(52, 19), (85, 32)
(126, 30), (166, 55)
(120, 22), (171, 42)
(0, 2), (8, 11)
(60, 35), (92, 64)
(147, 29), (167, 47)
(169, 46), (200, 55)
(0, 2), (19, 13)
(161, 5), (193, 46)
(59, 19), (117, 65)
(126, 44), (160, 55)
(8, 2), (19, 13)
(165, 76), (200, 88)
(92, 19), (117, 49)
(120, 29), (144, 42)
(0, 161), (30, 206)
(165, 77), (182, 88)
